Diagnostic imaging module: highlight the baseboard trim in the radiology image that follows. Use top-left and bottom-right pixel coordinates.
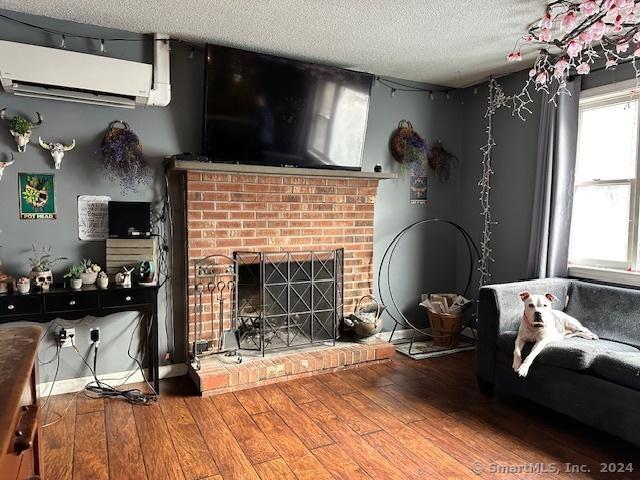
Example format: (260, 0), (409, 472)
(37, 363), (188, 397)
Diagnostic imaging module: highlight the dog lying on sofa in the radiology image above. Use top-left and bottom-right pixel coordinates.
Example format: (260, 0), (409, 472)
(513, 291), (599, 377)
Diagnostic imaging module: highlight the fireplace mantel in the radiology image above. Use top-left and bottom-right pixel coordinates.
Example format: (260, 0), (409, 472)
(168, 159), (397, 180)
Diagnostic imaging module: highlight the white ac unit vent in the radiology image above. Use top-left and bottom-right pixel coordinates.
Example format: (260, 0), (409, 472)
(0, 34), (170, 109)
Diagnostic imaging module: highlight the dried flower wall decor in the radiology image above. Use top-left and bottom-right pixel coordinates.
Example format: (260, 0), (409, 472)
(100, 121), (148, 192)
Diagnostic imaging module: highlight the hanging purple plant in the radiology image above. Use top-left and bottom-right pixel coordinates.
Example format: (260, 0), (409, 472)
(100, 121), (148, 192)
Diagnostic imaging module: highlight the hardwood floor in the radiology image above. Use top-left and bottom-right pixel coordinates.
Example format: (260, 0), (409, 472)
(42, 352), (639, 480)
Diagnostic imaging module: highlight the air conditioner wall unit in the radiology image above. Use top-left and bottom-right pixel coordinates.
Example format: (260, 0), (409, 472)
(0, 34), (171, 109)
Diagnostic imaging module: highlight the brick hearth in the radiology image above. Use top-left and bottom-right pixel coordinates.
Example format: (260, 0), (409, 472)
(186, 171), (380, 343)
(190, 339), (396, 396)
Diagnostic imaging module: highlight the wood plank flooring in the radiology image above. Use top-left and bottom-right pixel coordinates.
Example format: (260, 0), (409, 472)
(42, 352), (639, 480)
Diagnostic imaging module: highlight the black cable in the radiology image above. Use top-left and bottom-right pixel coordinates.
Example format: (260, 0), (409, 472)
(72, 322), (158, 406)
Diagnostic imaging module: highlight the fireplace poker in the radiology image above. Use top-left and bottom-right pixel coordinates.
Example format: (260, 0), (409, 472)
(227, 280), (236, 330)
(207, 280), (216, 352)
(217, 280), (226, 351)
(195, 283), (204, 353)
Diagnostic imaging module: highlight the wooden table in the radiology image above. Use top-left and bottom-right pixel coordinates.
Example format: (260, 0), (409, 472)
(0, 326), (43, 479)
(0, 284), (160, 393)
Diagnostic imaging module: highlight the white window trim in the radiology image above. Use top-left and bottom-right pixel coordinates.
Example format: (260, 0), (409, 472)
(568, 264), (640, 287)
(570, 80), (640, 278)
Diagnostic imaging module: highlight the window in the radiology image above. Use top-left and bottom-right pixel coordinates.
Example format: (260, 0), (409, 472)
(569, 80), (640, 276)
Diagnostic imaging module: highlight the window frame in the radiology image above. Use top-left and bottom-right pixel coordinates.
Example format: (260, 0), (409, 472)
(570, 80), (640, 272)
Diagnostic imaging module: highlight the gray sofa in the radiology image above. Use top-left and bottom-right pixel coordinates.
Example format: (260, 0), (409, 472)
(477, 278), (640, 446)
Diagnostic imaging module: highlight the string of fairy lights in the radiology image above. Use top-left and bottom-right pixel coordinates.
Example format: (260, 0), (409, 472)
(1, 10), (511, 287)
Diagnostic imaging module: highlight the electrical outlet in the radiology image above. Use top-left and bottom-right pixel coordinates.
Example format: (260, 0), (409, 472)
(56, 327), (75, 348)
(90, 328), (100, 343)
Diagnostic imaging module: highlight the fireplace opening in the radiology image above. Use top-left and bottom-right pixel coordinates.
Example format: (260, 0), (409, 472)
(235, 249), (344, 354)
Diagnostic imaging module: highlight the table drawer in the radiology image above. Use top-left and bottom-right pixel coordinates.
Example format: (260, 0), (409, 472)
(101, 289), (153, 308)
(45, 292), (98, 313)
(0, 295), (42, 316)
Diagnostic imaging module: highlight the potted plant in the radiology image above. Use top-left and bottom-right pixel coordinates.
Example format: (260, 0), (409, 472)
(64, 264), (84, 290)
(16, 277), (30, 294)
(28, 245), (66, 291)
(97, 271), (109, 289)
(80, 259), (101, 285)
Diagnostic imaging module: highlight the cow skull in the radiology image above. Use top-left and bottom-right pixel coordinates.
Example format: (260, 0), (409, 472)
(0, 153), (14, 181)
(1, 109), (43, 153)
(39, 137), (76, 170)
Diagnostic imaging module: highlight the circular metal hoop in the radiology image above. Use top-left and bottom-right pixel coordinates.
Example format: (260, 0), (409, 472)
(376, 219), (480, 342)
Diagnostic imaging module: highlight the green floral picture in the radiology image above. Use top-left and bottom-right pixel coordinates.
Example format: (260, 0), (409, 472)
(19, 173), (56, 220)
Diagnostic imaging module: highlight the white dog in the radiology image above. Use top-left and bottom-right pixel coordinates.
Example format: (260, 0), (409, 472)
(513, 291), (599, 377)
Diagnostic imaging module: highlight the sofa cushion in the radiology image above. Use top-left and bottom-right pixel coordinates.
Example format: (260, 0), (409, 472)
(591, 352), (640, 391)
(497, 331), (640, 371)
(565, 282), (640, 349)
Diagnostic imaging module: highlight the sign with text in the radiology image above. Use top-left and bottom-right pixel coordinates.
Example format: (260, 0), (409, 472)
(19, 173), (56, 219)
(78, 195), (111, 240)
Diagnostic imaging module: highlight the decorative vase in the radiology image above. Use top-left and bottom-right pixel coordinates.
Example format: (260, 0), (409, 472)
(30, 270), (53, 291)
(97, 276), (109, 289)
(17, 283), (30, 294)
(70, 278), (82, 290)
(81, 271), (98, 285)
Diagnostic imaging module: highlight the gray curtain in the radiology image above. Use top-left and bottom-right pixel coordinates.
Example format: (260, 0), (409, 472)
(527, 76), (582, 278)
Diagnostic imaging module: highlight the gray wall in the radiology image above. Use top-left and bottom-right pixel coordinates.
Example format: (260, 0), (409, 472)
(456, 71), (543, 296)
(0, 9), (465, 383)
(0, 10), (203, 383)
(366, 84), (464, 329)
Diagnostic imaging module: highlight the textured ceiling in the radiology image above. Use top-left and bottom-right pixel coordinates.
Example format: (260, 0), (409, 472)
(0, 0), (545, 87)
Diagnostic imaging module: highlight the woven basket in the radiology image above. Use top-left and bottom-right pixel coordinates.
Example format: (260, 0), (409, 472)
(389, 120), (417, 163)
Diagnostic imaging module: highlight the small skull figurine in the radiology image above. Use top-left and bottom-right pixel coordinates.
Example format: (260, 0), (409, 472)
(34, 271), (53, 291)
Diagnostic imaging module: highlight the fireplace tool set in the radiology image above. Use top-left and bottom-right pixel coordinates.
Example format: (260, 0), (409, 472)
(191, 254), (241, 369)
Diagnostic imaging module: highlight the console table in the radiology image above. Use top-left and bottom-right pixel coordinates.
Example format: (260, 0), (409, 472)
(0, 284), (160, 393)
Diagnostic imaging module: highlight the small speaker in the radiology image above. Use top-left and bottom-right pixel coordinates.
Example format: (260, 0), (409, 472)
(108, 201), (151, 238)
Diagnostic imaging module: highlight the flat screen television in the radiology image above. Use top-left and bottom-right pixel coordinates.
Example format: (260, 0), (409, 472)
(203, 44), (373, 171)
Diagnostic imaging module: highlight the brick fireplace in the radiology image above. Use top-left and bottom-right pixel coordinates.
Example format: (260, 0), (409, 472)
(178, 164), (395, 394)
(186, 170), (379, 342)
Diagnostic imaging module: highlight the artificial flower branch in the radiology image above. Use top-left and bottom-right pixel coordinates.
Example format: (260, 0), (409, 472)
(508, 0), (640, 102)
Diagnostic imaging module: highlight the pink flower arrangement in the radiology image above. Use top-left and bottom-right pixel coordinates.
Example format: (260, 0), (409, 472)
(539, 28), (552, 42)
(617, 41), (630, 53)
(567, 40), (582, 57)
(576, 62), (591, 74)
(590, 20), (606, 40)
(539, 12), (553, 29)
(507, 51), (522, 62)
(561, 11), (577, 31)
(553, 59), (570, 78)
(508, 0), (640, 104)
(535, 70), (548, 84)
(580, 0), (599, 16)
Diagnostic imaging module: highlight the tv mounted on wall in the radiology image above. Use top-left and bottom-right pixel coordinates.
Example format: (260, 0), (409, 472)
(203, 44), (373, 171)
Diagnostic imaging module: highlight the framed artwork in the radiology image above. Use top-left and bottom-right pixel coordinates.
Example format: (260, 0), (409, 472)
(18, 173), (57, 220)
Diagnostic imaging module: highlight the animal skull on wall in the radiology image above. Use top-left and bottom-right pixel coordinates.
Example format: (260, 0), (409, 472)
(0, 109), (43, 152)
(39, 137), (76, 169)
(0, 153), (15, 181)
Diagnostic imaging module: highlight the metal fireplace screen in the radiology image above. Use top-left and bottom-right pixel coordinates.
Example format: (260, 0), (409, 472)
(235, 249), (344, 354)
